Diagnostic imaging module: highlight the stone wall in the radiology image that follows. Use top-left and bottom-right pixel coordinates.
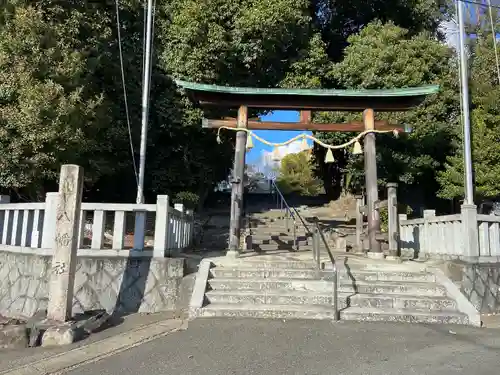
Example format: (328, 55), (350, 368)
(0, 248), (185, 319)
(461, 262), (500, 314)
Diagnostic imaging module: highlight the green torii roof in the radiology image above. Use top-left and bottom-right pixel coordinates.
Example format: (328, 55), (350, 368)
(175, 79), (439, 112)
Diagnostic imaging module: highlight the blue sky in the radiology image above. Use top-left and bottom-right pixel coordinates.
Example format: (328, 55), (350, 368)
(245, 111), (312, 168)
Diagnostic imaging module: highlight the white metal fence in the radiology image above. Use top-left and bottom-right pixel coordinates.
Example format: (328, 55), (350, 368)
(0, 194), (194, 256)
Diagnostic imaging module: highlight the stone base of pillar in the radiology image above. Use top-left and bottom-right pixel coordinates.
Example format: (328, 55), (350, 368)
(366, 251), (385, 260)
(385, 255), (403, 263)
(226, 250), (240, 258)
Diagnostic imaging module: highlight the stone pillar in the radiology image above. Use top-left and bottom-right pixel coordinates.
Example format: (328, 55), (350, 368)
(228, 105), (248, 257)
(153, 195), (170, 258)
(461, 204), (479, 258)
(423, 209), (435, 256)
(47, 165), (84, 322)
(387, 183), (398, 256)
(363, 109), (381, 254)
(355, 195), (364, 252)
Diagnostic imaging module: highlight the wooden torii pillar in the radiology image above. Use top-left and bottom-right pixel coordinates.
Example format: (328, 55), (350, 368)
(175, 79), (439, 258)
(227, 106), (248, 256)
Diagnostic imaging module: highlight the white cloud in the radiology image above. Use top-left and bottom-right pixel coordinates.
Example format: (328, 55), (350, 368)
(439, 19), (459, 50)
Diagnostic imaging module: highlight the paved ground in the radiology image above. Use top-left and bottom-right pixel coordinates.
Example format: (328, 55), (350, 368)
(64, 319), (500, 375)
(0, 312), (180, 374)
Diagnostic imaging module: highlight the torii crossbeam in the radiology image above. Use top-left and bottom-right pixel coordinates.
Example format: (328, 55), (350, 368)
(177, 80), (439, 257)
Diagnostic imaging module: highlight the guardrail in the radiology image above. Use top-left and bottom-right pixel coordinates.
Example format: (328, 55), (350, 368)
(311, 217), (339, 321)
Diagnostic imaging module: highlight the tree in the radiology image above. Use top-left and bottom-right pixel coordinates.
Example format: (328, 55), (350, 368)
(156, 0), (318, 206)
(437, 29), (500, 200)
(0, 2), (130, 200)
(0, 1), (235, 205)
(159, 0), (312, 87)
(307, 22), (460, 204)
(276, 151), (323, 195)
(309, 0), (449, 61)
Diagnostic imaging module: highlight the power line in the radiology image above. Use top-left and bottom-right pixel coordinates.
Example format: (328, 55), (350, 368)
(459, 0), (500, 10)
(114, 0), (139, 185)
(486, 0), (500, 84)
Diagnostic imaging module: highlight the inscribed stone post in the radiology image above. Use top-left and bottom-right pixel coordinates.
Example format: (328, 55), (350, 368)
(47, 165), (84, 322)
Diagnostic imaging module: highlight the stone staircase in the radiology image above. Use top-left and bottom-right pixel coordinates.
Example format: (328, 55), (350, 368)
(191, 258), (475, 324)
(248, 211), (315, 252)
(189, 211), (480, 325)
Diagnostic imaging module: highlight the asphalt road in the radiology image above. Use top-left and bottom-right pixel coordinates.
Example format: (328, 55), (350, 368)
(67, 318), (500, 375)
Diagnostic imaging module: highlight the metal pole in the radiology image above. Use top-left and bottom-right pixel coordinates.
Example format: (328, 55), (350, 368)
(457, 0), (475, 205)
(136, 0), (154, 204)
(133, 0), (154, 251)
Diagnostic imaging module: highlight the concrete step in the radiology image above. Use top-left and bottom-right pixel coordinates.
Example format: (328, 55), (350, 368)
(250, 229), (311, 236)
(207, 278), (448, 297)
(206, 289), (346, 306)
(340, 307), (469, 325)
(205, 290), (457, 311)
(348, 294), (457, 310)
(251, 239), (311, 246)
(196, 303), (337, 320)
(251, 244), (318, 251)
(210, 267), (437, 283)
(250, 234), (310, 241)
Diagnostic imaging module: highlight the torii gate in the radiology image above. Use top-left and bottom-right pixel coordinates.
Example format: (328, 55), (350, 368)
(176, 80), (439, 257)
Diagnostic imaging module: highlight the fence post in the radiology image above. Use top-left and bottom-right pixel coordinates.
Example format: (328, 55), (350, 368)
(47, 165), (84, 322)
(153, 195), (169, 257)
(185, 209), (194, 247)
(0, 195), (9, 241)
(461, 204), (479, 258)
(386, 183), (398, 256)
(41, 192), (59, 249)
(174, 203), (184, 253)
(355, 195), (364, 252)
(423, 210), (435, 256)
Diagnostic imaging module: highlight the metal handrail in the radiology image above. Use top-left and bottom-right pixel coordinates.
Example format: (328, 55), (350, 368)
(270, 180), (312, 249)
(311, 216), (339, 321)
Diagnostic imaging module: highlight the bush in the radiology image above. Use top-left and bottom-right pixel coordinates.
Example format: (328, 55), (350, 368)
(379, 204), (413, 232)
(173, 191), (199, 210)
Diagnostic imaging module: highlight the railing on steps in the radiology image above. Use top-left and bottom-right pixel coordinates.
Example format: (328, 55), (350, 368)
(270, 180), (312, 250)
(312, 217), (339, 321)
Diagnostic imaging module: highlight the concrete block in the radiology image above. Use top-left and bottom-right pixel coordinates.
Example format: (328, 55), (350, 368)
(0, 323), (28, 349)
(367, 251), (385, 260)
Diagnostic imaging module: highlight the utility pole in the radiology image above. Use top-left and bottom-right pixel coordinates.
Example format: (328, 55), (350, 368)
(134, 0), (154, 250)
(457, 0), (475, 205)
(136, 0), (154, 204)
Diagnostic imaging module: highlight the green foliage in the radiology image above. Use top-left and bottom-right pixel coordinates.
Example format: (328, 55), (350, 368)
(310, 0), (448, 61)
(312, 22), (459, 201)
(160, 0), (312, 87)
(276, 152), (323, 196)
(0, 0), (235, 204)
(0, 2), (131, 199)
(173, 191), (200, 210)
(438, 31), (500, 200)
(379, 203), (413, 232)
